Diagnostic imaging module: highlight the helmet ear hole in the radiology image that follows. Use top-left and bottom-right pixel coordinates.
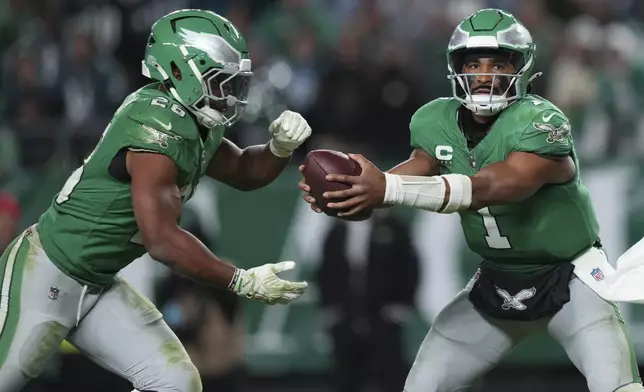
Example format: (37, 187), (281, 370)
(170, 62), (182, 81)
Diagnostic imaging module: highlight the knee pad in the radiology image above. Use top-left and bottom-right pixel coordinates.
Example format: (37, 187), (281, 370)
(615, 383), (644, 392)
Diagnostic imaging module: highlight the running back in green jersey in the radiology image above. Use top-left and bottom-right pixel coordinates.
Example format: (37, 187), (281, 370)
(38, 83), (225, 287)
(410, 95), (600, 272)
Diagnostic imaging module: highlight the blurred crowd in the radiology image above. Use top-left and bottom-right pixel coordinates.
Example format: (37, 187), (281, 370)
(3, 0), (644, 176)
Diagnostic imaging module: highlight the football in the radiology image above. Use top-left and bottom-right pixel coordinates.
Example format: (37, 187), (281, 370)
(302, 149), (372, 220)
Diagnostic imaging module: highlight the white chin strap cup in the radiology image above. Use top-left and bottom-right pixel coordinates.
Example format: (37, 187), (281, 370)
(465, 94), (509, 116)
(195, 107), (224, 128)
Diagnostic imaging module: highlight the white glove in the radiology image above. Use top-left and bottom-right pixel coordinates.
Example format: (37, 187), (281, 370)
(227, 261), (308, 305)
(268, 110), (312, 157)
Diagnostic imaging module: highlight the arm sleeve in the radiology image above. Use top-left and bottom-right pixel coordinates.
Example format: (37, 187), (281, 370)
(512, 110), (573, 157)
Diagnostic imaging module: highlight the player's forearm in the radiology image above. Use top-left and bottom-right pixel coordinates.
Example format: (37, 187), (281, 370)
(378, 153), (442, 210)
(383, 160), (541, 213)
(387, 155), (440, 177)
(233, 143), (290, 191)
(468, 166), (540, 209)
(383, 173), (471, 213)
(147, 227), (236, 288)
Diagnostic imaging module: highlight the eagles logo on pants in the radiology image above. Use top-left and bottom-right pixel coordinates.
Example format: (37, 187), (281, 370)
(495, 287), (536, 311)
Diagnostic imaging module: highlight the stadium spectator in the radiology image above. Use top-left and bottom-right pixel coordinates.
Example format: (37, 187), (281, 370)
(0, 193), (20, 253)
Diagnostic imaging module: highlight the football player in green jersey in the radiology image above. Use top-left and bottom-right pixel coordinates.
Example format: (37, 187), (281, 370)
(0, 9), (311, 392)
(300, 8), (644, 392)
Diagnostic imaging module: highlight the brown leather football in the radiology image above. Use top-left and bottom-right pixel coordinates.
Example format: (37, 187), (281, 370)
(302, 149), (372, 220)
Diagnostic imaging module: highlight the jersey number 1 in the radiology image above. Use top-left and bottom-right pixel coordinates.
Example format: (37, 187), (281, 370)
(478, 207), (511, 249)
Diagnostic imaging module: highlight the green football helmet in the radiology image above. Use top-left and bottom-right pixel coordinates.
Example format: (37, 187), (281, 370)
(142, 9), (252, 127)
(447, 8), (539, 116)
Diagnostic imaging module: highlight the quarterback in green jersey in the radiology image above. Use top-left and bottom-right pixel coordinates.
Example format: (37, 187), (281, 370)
(300, 8), (644, 392)
(0, 9), (310, 392)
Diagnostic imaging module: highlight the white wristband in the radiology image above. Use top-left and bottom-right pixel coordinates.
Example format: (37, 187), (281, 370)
(227, 268), (245, 293)
(383, 173), (472, 213)
(441, 173), (473, 213)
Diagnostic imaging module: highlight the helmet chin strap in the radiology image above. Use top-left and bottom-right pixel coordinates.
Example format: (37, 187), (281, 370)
(196, 96), (238, 128)
(166, 85), (225, 128)
(465, 94), (509, 116)
(195, 106), (224, 128)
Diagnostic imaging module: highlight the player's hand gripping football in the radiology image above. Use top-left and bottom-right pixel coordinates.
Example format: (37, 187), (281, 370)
(298, 154), (386, 217)
(268, 110), (312, 157)
(298, 165), (322, 213)
(228, 261), (308, 305)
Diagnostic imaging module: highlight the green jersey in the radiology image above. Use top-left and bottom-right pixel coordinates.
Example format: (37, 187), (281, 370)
(38, 83), (225, 287)
(409, 95), (600, 272)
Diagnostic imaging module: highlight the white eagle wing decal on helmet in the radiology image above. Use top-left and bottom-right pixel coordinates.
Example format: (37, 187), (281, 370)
(178, 28), (241, 68)
(496, 24), (533, 48)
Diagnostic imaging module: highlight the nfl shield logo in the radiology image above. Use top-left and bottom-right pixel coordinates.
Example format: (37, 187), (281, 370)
(591, 268), (604, 282)
(48, 287), (60, 300)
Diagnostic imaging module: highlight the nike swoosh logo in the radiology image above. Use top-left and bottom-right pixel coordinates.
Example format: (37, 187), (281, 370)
(542, 112), (555, 122)
(152, 118), (172, 131)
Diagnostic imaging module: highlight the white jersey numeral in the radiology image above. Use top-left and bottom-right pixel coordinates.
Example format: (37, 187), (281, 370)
(478, 207), (512, 249)
(151, 97), (186, 117)
(56, 166), (84, 204)
(56, 125), (110, 204)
